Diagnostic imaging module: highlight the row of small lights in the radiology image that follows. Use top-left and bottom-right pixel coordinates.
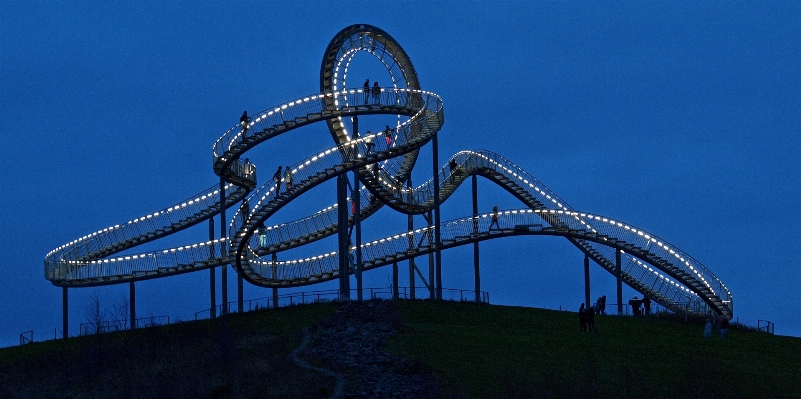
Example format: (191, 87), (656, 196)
(46, 185), (234, 260)
(230, 147), (723, 303)
(238, 206), (723, 306)
(62, 238), (227, 268)
(216, 84), (437, 157)
(231, 97), (437, 230)
(442, 151), (722, 298)
(458, 151), (721, 297)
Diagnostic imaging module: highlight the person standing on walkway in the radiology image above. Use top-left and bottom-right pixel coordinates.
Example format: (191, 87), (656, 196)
(383, 125), (392, 148)
(240, 198), (250, 222)
(273, 166), (283, 194)
(257, 221), (267, 248)
(365, 131), (375, 155)
(240, 110), (249, 137)
(372, 81), (381, 103)
(363, 79), (370, 104)
(489, 206), (500, 230)
(284, 166), (293, 191)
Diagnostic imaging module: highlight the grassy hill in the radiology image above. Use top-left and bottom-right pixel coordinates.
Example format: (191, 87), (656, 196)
(1, 300), (798, 398)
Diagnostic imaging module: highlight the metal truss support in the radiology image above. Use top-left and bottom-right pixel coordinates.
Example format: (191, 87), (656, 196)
(130, 281), (136, 329)
(219, 177), (228, 315)
(472, 175), (481, 302)
(584, 254), (591, 310)
(433, 133), (442, 300)
(337, 174), (350, 300)
(616, 249), (623, 315)
(62, 287), (68, 339)
(209, 217), (216, 319)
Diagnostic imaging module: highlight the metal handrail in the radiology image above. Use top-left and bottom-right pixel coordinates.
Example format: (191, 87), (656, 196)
(19, 330), (33, 345)
(193, 286), (490, 320)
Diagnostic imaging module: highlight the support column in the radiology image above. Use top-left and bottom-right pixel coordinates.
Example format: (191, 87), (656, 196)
(407, 176), (416, 300)
(130, 281), (136, 329)
(433, 133), (442, 300)
(272, 253), (279, 308)
(219, 177), (228, 315)
(237, 272), (243, 313)
(472, 175), (481, 302)
(616, 249), (623, 315)
(392, 261), (399, 300)
(428, 212), (435, 300)
(209, 217), (216, 319)
(62, 287), (68, 339)
(337, 174), (350, 300)
(584, 254), (591, 310)
(353, 169), (363, 301)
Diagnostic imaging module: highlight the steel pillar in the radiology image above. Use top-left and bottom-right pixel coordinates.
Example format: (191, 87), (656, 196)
(428, 212), (435, 300)
(209, 217), (216, 319)
(472, 175), (481, 302)
(407, 176), (416, 300)
(616, 249), (623, 315)
(392, 261), (399, 300)
(584, 254), (591, 310)
(219, 177), (228, 315)
(337, 174), (350, 300)
(237, 272), (243, 313)
(272, 253), (279, 308)
(433, 133), (442, 300)
(62, 287), (68, 339)
(353, 169), (363, 301)
(129, 281), (136, 329)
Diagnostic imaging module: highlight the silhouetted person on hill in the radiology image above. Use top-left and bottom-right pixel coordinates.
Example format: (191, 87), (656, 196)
(240, 110), (249, 137)
(372, 81), (380, 103)
(363, 79), (370, 104)
(579, 303), (587, 332)
(586, 304), (597, 332)
(489, 206), (500, 230)
(629, 296), (642, 316)
(642, 295), (652, 315)
(599, 295), (607, 315)
(719, 316), (729, 338)
(703, 318), (713, 338)
(273, 166), (283, 194)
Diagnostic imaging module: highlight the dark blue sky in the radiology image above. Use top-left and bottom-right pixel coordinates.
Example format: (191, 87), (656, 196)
(2, 2), (800, 347)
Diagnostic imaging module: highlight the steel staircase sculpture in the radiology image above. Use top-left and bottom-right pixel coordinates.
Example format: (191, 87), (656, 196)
(44, 24), (732, 318)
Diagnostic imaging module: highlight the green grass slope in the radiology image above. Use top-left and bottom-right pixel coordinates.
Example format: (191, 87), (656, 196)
(387, 300), (801, 398)
(1, 300), (798, 398)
